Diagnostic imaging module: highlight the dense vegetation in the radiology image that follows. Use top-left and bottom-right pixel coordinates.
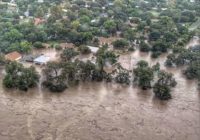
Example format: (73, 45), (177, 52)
(0, 0), (199, 99)
(3, 62), (39, 91)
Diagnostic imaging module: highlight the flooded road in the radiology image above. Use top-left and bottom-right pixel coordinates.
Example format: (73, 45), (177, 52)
(0, 40), (200, 140)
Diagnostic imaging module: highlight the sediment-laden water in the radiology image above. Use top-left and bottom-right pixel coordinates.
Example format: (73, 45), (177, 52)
(0, 38), (199, 140)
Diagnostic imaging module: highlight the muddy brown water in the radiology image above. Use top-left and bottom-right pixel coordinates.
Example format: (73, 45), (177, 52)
(0, 39), (200, 140)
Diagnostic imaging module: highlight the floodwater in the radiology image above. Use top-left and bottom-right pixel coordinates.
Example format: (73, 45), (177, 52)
(186, 36), (200, 48)
(0, 39), (200, 140)
(32, 48), (60, 62)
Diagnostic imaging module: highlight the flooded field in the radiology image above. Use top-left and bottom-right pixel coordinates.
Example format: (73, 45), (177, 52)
(0, 38), (200, 140)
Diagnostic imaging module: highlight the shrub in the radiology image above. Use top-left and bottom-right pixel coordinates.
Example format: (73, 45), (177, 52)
(55, 45), (62, 51)
(140, 41), (150, 52)
(151, 51), (161, 58)
(79, 45), (91, 54)
(115, 72), (130, 85)
(3, 62), (39, 91)
(112, 39), (129, 49)
(33, 42), (44, 49)
(153, 83), (171, 100)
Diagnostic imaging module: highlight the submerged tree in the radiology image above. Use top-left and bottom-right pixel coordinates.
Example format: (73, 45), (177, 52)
(42, 62), (68, 92)
(153, 83), (171, 100)
(17, 67), (39, 91)
(152, 40), (169, 53)
(78, 45), (91, 55)
(0, 54), (6, 66)
(165, 54), (176, 67)
(42, 59), (108, 92)
(183, 61), (200, 80)
(96, 45), (118, 71)
(115, 71), (130, 85)
(133, 60), (154, 90)
(139, 41), (150, 52)
(60, 48), (79, 61)
(153, 71), (177, 100)
(91, 69), (105, 82)
(76, 60), (96, 81)
(3, 62), (39, 91)
(112, 39), (129, 50)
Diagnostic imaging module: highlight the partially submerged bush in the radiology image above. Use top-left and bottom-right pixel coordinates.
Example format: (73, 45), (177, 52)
(115, 71), (130, 85)
(43, 81), (67, 92)
(3, 62), (39, 91)
(153, 83), (171, 100)
(79, 45), (91, 54)
(33, 42), (45, 49)
(140, 41), (150, 52)
(153, 71), (177, 100)
(112, 39), (129, 49)
(55, 44), (62, 51)
(0, 54), (6, 66)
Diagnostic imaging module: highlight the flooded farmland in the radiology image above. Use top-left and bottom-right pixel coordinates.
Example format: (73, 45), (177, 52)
(0, 38), (200, 140)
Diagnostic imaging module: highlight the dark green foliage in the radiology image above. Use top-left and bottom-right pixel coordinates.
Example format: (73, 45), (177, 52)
(172, 46), (186, 54)
(153, 83), (171, 100)
(165, 47), (200, 89)
(152, 63), (160, 72)
(0, 0), (199, 97)
(0, 54), (6, 66)
(149, 31), (161, 41)
(43, 81), (67, 92)
(0, 21), (48, 53)
(42, 60), (107, 92)
(123, 28), (135, 41)
(55, 44), (62, 51)
(3, 62), (39, 91)
(96, 46), (118, 71)
(112, 39), (129, 49)
(133, 61), (154, 90)
(104, 73), (113, 82)
(180, 10), (196, 22)
(103, 20), (117, 35)
(42, 62), (68, 92)
(163, 32), (177, 43)
(115, 71), (130, 85)
(165, 54), (176, 67)
(136, 60), (149, 68)
(17, 67), (40, 91)
(33, 42), (44, 49)
(157, 71), (177, 87)
(184, 61), (200, 80)
(175, 51), (200, 66)
(3, 75), (13, 88)
(152, 40), (169, 53)
(153, 71), (177, 100)
(150, 39), (170, 58)
(91, 69), (104, 82)
(76, 60), (96, 81)
(151, 51), (161, 58)
(93, 37), (99, 46)
(78, 45), (91, 54)
(60, 48), (79, 61)
(140, 41), (150, 52)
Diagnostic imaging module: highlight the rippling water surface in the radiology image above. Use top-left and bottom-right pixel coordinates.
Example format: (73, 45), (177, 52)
(0, 38), (199, 140)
